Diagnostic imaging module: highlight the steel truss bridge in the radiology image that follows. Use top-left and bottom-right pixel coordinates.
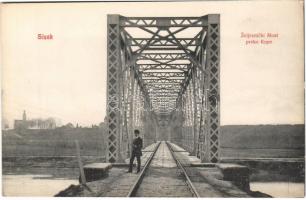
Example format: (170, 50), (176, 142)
(106, 14), (220, 163)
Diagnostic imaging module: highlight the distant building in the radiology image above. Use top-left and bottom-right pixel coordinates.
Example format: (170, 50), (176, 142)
(14, 111), (28, 130)
(14, 110), (56, 130)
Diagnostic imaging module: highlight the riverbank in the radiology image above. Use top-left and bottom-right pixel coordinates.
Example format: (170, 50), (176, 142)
(2, 156), (304, 197)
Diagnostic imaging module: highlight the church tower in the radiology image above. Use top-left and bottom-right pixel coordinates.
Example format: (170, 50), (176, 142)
(23, 110), (27, 121)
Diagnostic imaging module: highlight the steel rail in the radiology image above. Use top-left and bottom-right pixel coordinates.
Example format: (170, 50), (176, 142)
(166, 142), (200, 197)
(127, 141), (161, 197)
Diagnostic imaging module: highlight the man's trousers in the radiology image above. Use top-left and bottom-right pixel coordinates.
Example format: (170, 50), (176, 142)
(128, 153), (141, 172)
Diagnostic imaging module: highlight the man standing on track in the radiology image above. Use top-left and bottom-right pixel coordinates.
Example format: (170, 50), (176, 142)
(127, 129), (143, 173)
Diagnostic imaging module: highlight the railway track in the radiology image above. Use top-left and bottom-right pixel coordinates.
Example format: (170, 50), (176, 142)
(166, 141), (200, 197)
(127, 141), (161, 197)
(127, 141), (200, 197)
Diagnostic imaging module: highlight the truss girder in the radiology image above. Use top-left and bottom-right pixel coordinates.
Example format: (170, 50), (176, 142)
(127, 38), (201, 47)
(143, 79), (183, 83)
(120, 17), (206, 27)
(138, 64), (189, 71)
(141, 72), (185, 78)
(137, 53), (188, 60)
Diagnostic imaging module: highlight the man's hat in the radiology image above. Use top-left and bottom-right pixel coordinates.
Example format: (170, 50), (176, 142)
(134, 129), (140, 135)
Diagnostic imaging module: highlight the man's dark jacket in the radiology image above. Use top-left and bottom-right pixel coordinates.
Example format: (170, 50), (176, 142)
(132, 137), (143, 156)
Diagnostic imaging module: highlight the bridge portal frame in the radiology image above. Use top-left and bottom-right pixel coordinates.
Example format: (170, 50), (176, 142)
(106, 14), (220, 163)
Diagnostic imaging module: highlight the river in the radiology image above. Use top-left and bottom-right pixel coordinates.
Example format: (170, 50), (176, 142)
(3, 174), (78, 196)
(3, 174), (304, 197)
(250, 182), (304, 197)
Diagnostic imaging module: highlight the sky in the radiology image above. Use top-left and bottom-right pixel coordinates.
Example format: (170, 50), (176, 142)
(1, 1), (304, 127)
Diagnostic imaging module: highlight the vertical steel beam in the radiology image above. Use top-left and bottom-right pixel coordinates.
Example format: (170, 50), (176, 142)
(186, 86), (192, 153)
(203, 14), (220, 163)
(106, 15), (122, 163)
(191, 69), (198, 155)
(128, 69), (135, 157)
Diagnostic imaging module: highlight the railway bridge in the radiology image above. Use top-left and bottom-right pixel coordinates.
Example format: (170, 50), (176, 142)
(106, 14), (220, 164)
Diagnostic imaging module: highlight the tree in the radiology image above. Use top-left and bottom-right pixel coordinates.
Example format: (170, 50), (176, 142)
(65, 123), (74, 129)
(2, 118), (9, 130)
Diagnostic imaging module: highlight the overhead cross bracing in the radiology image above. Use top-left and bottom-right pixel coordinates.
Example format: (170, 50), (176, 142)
(107, 14), (220, 164)
(120, 17), (207, 116)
